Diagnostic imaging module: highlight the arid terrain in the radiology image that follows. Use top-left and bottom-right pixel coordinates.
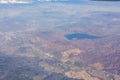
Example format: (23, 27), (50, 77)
(0, 0), (120, 80)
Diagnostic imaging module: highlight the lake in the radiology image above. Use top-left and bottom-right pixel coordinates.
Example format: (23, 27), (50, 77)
(65, 33), (101, 40)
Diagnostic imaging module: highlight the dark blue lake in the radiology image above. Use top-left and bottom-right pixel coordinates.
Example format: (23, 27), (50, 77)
(65, 33), (101, 40)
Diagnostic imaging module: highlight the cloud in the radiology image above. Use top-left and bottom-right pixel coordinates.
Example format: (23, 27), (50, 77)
(0, 0), (31, 4)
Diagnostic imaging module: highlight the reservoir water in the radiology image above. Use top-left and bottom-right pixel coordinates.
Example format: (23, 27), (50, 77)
(65, 33), (101, 40)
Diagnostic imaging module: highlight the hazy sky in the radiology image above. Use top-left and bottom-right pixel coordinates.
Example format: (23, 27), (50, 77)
(0, 0), (120, 32)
